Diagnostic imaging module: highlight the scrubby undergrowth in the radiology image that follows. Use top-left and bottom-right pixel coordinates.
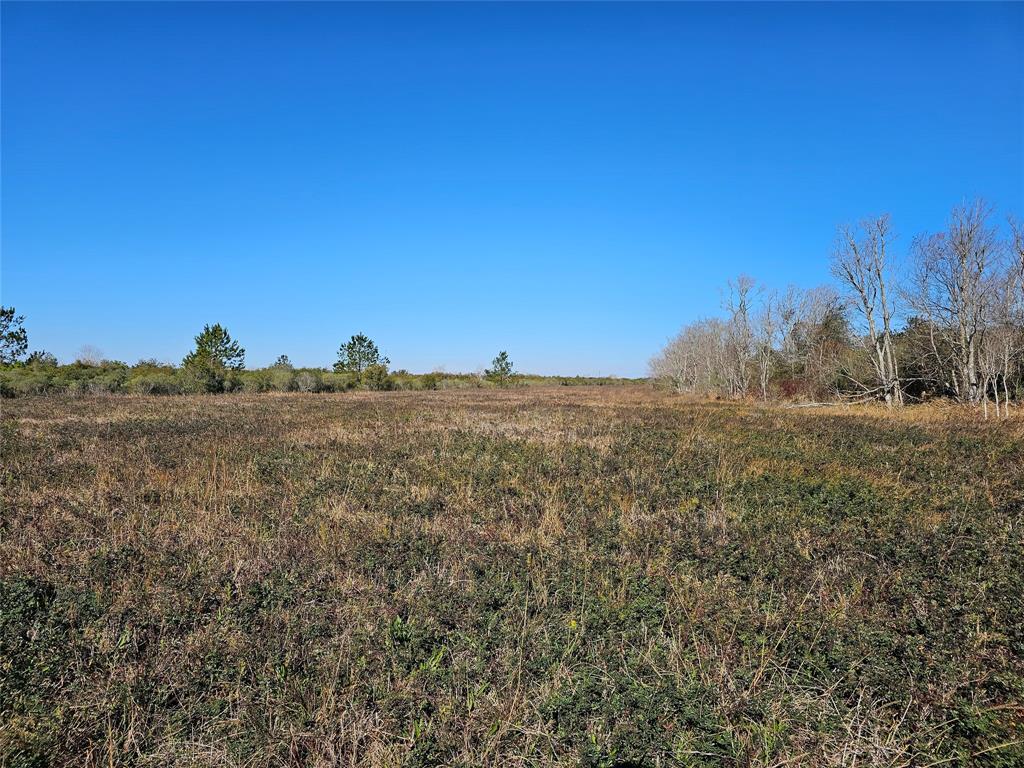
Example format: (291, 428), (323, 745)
(1, 387), (1022, 767)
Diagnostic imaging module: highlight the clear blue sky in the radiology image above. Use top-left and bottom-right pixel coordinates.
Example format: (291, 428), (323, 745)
(2, 2), (1022, 376)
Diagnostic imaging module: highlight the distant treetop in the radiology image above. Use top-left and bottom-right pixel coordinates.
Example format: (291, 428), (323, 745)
(1, 306), (29, 365)
(485, 351), (514, 386)
(335, 333), (389, 373)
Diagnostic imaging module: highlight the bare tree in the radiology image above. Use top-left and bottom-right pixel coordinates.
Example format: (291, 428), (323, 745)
(831, 214), (903, 406)
(1007, 217), (1024, 407)
(722, 275), (757, 398)
(754, 291), (777, 400)
(908, 200), (1004, 404)
(775, 286), (805, 367)
(76, 345), (105, 366)
(652, 281), (849, 402)
(754, 286), (817, 401)
(650, 318), (729, 395)
(1011, 215), (1024, 258)
(652, 202), (1022, 410)
(980, 244), (1024, 417)
(649, 337), (690, 392)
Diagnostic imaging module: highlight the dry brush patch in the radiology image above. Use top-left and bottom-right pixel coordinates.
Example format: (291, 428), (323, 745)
(1, 388), (1022, 767)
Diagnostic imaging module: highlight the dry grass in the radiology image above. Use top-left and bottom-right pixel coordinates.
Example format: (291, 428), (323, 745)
(2, 387), (1022, 767)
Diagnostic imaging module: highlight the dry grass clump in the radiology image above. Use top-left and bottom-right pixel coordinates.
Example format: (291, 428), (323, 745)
(2, 387), (1022, 766)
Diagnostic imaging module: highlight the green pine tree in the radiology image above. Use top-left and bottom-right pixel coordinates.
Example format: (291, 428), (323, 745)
(0, 306), (29, 365)
(485, 351), (514, 387)
(335, 333), (389, 373)
(182, 324), (245, 392)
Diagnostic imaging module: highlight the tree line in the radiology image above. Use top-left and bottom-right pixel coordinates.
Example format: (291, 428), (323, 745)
(0, 313), (530, 397)
(650, 199), (1024, 415)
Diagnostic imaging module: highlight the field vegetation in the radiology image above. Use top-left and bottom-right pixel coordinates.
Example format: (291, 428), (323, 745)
(0, 323), (635, 398)
(0, 357), (633, 398)
(2, 386), (1021, 766)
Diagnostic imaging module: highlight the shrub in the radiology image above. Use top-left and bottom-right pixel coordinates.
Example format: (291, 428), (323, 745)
(293, 370), (322, 393)
(269, 368), (296, 392)
(8, 369), (57, 396)
(25, 351), (58, 367)
(127, 372), (182, 395)
(361, 363), (394, 391)
(242, 370), (275, 393)
(85, 367), (130, 395)
(321, 371), (358, 392)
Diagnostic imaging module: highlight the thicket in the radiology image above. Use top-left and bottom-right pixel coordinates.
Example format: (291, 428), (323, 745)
(650, 200), (1024, 415)
(0, 321), (636, 398)
(0, 359), (635, 398)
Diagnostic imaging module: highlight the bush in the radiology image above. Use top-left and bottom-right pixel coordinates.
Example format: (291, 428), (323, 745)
(293, 370), (323, 393)
(361, 364), (394, 391)
(180, 362), (243, 394)
(242, 370), (274, 393)
(269, 368), (296, 392)
(87, 366), (130, 394)
(180, 364), (218, 393)
(7, 369), (57, 396)
(320, 371), (358, 392)
(127, 372), (182, 395)
(0, 364), (645, 398)
(25, 351), (58, 367)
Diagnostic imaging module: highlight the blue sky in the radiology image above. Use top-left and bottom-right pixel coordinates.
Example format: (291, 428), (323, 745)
(2, 2), (1022, 376)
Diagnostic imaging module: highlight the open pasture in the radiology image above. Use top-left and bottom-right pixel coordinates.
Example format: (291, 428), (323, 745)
(2, 388), (1022, 766)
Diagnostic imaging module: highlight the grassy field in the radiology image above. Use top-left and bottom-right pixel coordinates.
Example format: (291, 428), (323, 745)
(2, 387), (1022, 767)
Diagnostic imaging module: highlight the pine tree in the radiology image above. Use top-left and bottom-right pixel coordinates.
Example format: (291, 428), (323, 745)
(335, 334), (389, 373)
(182, 324), (245, 392)
(0, 306), (29, 365)
(485, 351), (514, 386)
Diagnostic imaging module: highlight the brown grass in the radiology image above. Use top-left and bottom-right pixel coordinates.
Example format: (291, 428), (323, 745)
(2, 387), (1022, 767)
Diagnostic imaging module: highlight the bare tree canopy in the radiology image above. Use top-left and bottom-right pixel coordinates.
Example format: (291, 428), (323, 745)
(652, 200), (1023, 416)
(907, 200), (1010, 404)
(831, 214), (903, 406)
